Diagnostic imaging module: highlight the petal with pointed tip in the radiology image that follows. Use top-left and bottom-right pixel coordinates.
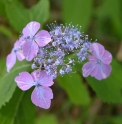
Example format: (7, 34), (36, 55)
(6, 52), (16, 72)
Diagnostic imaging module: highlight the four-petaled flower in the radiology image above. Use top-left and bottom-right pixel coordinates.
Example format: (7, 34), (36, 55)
(82, 43), (112, 80)
(15, 70), (54, 109)
(22, 21), (51, 61)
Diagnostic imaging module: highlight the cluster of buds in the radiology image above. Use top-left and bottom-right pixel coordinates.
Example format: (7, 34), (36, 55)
(6, 21), (112, 109)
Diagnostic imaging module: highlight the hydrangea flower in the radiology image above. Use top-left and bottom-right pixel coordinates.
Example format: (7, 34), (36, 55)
(21, 21), (51, 61)
(82, 43), (112, 80)
(6, 21), (113, 109)
(15, 70), (54, 109)
(6, 40), (25, 72)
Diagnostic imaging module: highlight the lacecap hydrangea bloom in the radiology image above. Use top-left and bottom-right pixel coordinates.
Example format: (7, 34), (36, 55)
(6, 21), (112, 109)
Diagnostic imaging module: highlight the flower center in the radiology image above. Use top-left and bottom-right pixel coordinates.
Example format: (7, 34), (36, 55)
(34, 81), (40, 86)
(97, 59), (101, 64)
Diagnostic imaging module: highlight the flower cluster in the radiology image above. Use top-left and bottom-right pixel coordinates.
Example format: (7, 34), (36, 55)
(6, 21), (112, 109)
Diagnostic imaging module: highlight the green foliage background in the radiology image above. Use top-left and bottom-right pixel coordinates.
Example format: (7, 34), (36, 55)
(0, 0), (122, 123)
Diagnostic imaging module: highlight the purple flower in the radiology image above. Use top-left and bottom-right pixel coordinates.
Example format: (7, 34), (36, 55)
(22, 21), (51, 61)
(82, 43), (112, 80)
(5, 21), (113, 110)
(6, 40), (25, 72)
(15, 70), (54, 109)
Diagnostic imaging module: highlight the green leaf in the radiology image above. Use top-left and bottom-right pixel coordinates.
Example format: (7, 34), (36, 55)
(96, 0), (121, 19)
(5, 1), (30, 32)
(0, 58), (6, 72)
(75, 58), (122, 103)
(5, 0), (50, 32)
(0, 88), (35, 124)
(35, 114), (58, 124)
(57, 73), (90, 105)
(31, 0), (50, 24)
(0, 60), (31, 109)
(0, 0), (6, 17)
(96, 0), (122, 39)
(62, 0), (93, 31)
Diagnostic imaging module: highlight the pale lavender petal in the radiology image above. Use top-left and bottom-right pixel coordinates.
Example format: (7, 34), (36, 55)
(93, 64), (112, 80)
(22, 40), (38, 61)
(90, 43), (105, 59)
(35, 30), (51, 47)
(38, 71), (54, 86)
(101, 50), (112, 64)
(14, 40), (20, 48)
(16, 50), (25, 61)
(22, 21), (40, 37)
(31, 86), (53, 109)
(15, 72), (35, 90)
(87, 55), (97, 61)
(6, 52), (16, 72)
(82, 62), (96, 77)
